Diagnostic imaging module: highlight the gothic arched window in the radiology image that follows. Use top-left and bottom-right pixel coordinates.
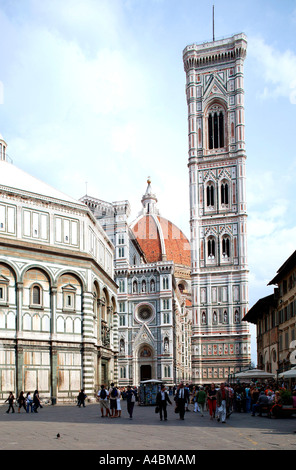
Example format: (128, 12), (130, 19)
(208, 105), (225, 149)
(206, 183), (215, 207)
(222, 237), (230, 258)
(221, 182), (229, 205)
(208, 238), (215, 258)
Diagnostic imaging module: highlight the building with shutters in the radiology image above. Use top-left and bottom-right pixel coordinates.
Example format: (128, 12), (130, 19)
(243, 250), (296, 376)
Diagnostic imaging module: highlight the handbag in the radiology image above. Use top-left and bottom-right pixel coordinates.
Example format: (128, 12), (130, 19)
(155, 406), (159, 413)
(174, 405), (179, 414)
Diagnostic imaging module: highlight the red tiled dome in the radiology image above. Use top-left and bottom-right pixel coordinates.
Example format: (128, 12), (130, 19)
(131, 214), (191, 266)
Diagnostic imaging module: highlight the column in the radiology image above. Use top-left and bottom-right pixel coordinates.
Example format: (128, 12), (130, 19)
(50, 347), (58, 403)
(50, 286), (57, 338)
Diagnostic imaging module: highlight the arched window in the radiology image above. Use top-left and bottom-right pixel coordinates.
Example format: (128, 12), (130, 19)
(162, 277), (169, 290)
(221, 182), (229, 205)
(208, 238), (215, 258)
(208, 106), (225, 149)
(32, 285), (41, 305)
(206, 184), (215, 207)
(222, 237), (230, 258)
(164, 366), (171, 377)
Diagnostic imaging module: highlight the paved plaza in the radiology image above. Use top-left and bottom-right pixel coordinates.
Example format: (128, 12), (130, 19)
(0, 400), (295, 453)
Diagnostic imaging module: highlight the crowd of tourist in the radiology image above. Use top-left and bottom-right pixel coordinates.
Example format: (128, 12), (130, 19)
(93, 380), (296, 422)
(4, 390), (43, 414)
(188, 381), (296, 420)
(96, 383), (138, 419)
(4, 381), (296, 423)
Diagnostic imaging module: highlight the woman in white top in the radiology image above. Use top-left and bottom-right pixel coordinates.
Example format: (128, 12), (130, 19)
(116, 388), (122, 417)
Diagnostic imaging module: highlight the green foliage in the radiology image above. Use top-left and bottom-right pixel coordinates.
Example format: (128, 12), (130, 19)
(279, 389), (292, 405)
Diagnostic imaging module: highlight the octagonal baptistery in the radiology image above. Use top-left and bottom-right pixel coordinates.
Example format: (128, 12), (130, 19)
(0, 134), (118, 404)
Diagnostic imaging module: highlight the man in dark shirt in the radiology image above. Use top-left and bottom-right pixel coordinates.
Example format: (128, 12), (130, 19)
(156, 385), (172, 421)
(174, 383), (189, 420)
(251, 391), (270, 416)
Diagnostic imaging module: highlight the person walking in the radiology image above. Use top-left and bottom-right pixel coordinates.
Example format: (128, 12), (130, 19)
(184, 383), (191, 412)
(196, 386), (206, 416)
(77, 389), (87, 408)
(216, 383), (230, 423)
(26, 392), (34, 413)
(97, 385), (110, 417)
(5, 392), (15, 413)
(174, 383), (189, 421)
(225, 383), (234, 416)
(109, 383), (118, 417)
(126, 385), (136, 419)
(17, 391), (27, 413)
(156, 385), (172, 421)
(207, 383), (217, 420)
(193, 386), (200, 413)
(33, 390), (41, 413)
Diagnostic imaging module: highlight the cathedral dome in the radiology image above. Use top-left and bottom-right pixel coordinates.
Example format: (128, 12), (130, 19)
(130, 180), (191, 266)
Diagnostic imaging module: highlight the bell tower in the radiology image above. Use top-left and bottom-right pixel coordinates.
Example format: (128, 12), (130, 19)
(183, 34), (251, 383)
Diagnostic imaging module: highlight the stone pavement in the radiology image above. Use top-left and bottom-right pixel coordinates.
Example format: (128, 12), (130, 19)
(0, 400), (295, 452)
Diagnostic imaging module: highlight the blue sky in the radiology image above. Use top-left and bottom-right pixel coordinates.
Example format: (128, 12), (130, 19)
(1, 0), (296, 362)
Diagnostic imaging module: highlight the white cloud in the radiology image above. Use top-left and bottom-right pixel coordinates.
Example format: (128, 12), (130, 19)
(248, 36), (296, 104)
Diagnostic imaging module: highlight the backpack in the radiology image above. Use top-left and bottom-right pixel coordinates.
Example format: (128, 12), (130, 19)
(100, 389), (107, 399)
(111, 387), (118, 398)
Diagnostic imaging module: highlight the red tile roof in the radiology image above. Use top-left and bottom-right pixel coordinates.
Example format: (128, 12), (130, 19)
(132, 214), (191, 267)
